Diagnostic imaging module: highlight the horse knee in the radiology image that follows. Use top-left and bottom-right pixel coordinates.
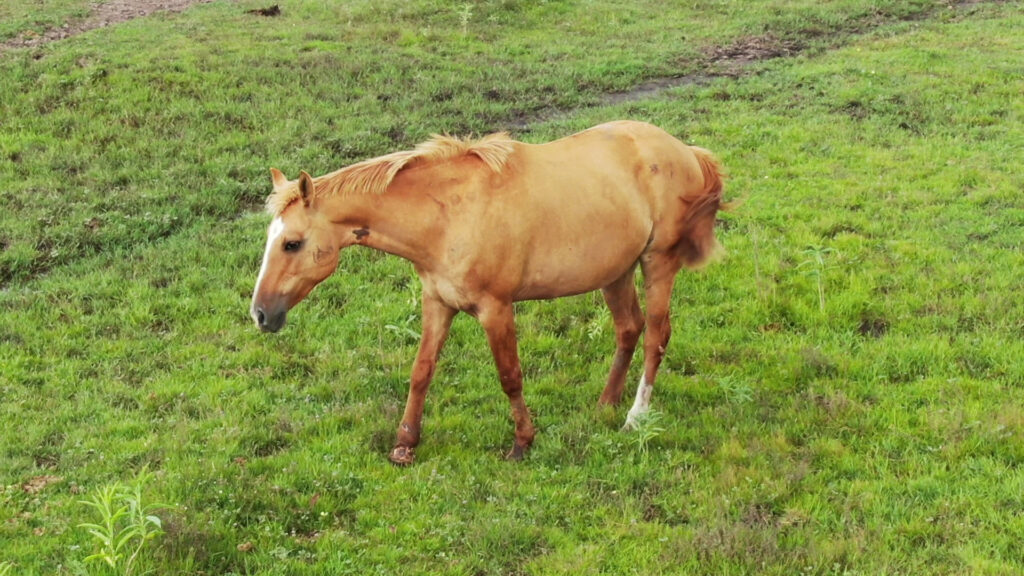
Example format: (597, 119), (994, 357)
(618, 322), (643, 347)
(617, 309), (645, 345)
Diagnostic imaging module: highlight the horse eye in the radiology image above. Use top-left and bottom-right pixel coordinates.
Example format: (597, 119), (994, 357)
(283, 240), (303, 253)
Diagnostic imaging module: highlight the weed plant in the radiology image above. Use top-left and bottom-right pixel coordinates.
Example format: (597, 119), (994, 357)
(77, 467), (166, 576)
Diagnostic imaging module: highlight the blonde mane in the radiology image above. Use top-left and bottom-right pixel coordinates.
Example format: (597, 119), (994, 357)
(266, 132), (516, 215)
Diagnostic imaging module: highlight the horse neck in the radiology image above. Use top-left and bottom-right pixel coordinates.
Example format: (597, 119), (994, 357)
(323, 187), (444, 268)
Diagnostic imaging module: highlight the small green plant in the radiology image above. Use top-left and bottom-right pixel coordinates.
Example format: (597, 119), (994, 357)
(719, 374), (753, 404)
(629, 409), (665, 459)
(585, 309), (609, 340)
(384, 314), (421, 342)
(78, 467), (166, 576)
(797, 244), (837, 312)
(456, 3), (474, 35)
(0, 561), (14, 576)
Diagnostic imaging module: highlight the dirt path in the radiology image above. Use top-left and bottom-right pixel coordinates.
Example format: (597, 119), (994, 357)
(511, 0), (997, 130)
(0, 0), (213, 54)
(2, 0), (997, 119)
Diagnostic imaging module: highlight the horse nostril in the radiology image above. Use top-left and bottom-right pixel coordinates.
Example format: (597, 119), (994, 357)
(256, 308), (266, 327)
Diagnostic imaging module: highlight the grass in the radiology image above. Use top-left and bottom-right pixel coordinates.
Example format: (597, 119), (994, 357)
(0, 0), (943, 285)
(1, 0), (1023, 574)
(0, 0), (102, 42)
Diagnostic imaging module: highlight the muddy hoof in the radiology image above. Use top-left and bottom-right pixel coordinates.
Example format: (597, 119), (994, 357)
(505, 443), (527, 461)
(389, 445), (415, 466)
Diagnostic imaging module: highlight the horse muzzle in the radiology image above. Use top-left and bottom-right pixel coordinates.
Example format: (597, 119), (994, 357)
(251, 303), (287, 333)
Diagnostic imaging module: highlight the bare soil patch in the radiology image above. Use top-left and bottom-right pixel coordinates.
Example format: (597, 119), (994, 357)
(511, 33), (803, 130)
(512, 0), (1003, 131)
(0, 0), (213, 54)
(245, 4), (280, 17)
(705, 34), (804, 76)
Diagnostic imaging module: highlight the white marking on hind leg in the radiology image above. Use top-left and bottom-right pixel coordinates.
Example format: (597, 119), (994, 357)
(623, 375), (653, 430)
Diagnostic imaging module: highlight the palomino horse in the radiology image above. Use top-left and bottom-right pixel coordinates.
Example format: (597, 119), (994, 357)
(251, 120), (726, 464)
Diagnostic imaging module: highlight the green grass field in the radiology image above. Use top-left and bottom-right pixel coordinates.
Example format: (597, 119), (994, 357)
(0, 0), (99, 42)
(1, 0), (1022, 574)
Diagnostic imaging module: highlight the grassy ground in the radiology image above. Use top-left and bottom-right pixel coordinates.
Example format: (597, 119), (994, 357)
(0, 0), (100, 42)
(0, 0), (946, 284)
(1, 0), (1022, 574)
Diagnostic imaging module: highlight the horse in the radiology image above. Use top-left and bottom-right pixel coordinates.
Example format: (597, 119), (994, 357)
(250, 120), (726, 465)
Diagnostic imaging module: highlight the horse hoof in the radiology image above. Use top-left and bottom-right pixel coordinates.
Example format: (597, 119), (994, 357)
(389, 445), (415, 466)
(505, 443), (527, 461)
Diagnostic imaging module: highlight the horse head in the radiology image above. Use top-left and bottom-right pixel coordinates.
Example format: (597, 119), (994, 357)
(250, 169), (341, 332)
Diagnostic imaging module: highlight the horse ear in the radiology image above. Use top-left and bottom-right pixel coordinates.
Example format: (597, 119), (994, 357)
(298, 170), (315, 205)
(270, 168), (287, 190)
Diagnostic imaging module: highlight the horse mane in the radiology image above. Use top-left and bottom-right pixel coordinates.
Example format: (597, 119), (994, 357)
(266, 132), (516, 215)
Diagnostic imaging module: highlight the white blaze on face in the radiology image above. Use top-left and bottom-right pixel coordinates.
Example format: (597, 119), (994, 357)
(254, 217), (285, 298)
(623, 375), (653, 430)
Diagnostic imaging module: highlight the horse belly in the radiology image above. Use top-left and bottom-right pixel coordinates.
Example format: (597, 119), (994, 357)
(514, 201), (650, 300)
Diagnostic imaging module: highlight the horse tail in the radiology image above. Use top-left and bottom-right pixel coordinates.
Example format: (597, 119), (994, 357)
(677, 146), (729, 269)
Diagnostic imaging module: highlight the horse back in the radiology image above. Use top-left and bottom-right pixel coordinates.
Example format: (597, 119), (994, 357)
(421, 121), (722, 301)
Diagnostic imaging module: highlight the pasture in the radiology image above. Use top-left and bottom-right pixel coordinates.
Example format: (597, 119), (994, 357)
(1, 0), (1022, 574)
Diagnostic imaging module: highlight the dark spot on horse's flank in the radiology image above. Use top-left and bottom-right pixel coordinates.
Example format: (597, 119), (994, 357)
(650, 163), (660, 174)
(246, 5), (280, 17)
(353, 227), (370, 240)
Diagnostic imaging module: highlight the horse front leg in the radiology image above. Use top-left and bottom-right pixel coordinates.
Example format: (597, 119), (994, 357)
(478, 300), (535, 460)
(389, 294), (456, 466)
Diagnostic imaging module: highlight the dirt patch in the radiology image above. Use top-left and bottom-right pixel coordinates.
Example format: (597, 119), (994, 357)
(597, 34), (801, 107)
(510, 34), (812, 131)
(0, 0), (213, 55)
(602, 75), (717, 106)
(23, 475), (63, 494)
(705, 34), (804, 76)
(246, 4), (280, 17)
(858, 317), (889, 338)
(512, 0), (1000, 131)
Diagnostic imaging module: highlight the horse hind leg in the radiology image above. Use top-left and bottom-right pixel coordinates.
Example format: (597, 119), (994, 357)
(623, 253), (681, 430)
(597, 267), (644, 406)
